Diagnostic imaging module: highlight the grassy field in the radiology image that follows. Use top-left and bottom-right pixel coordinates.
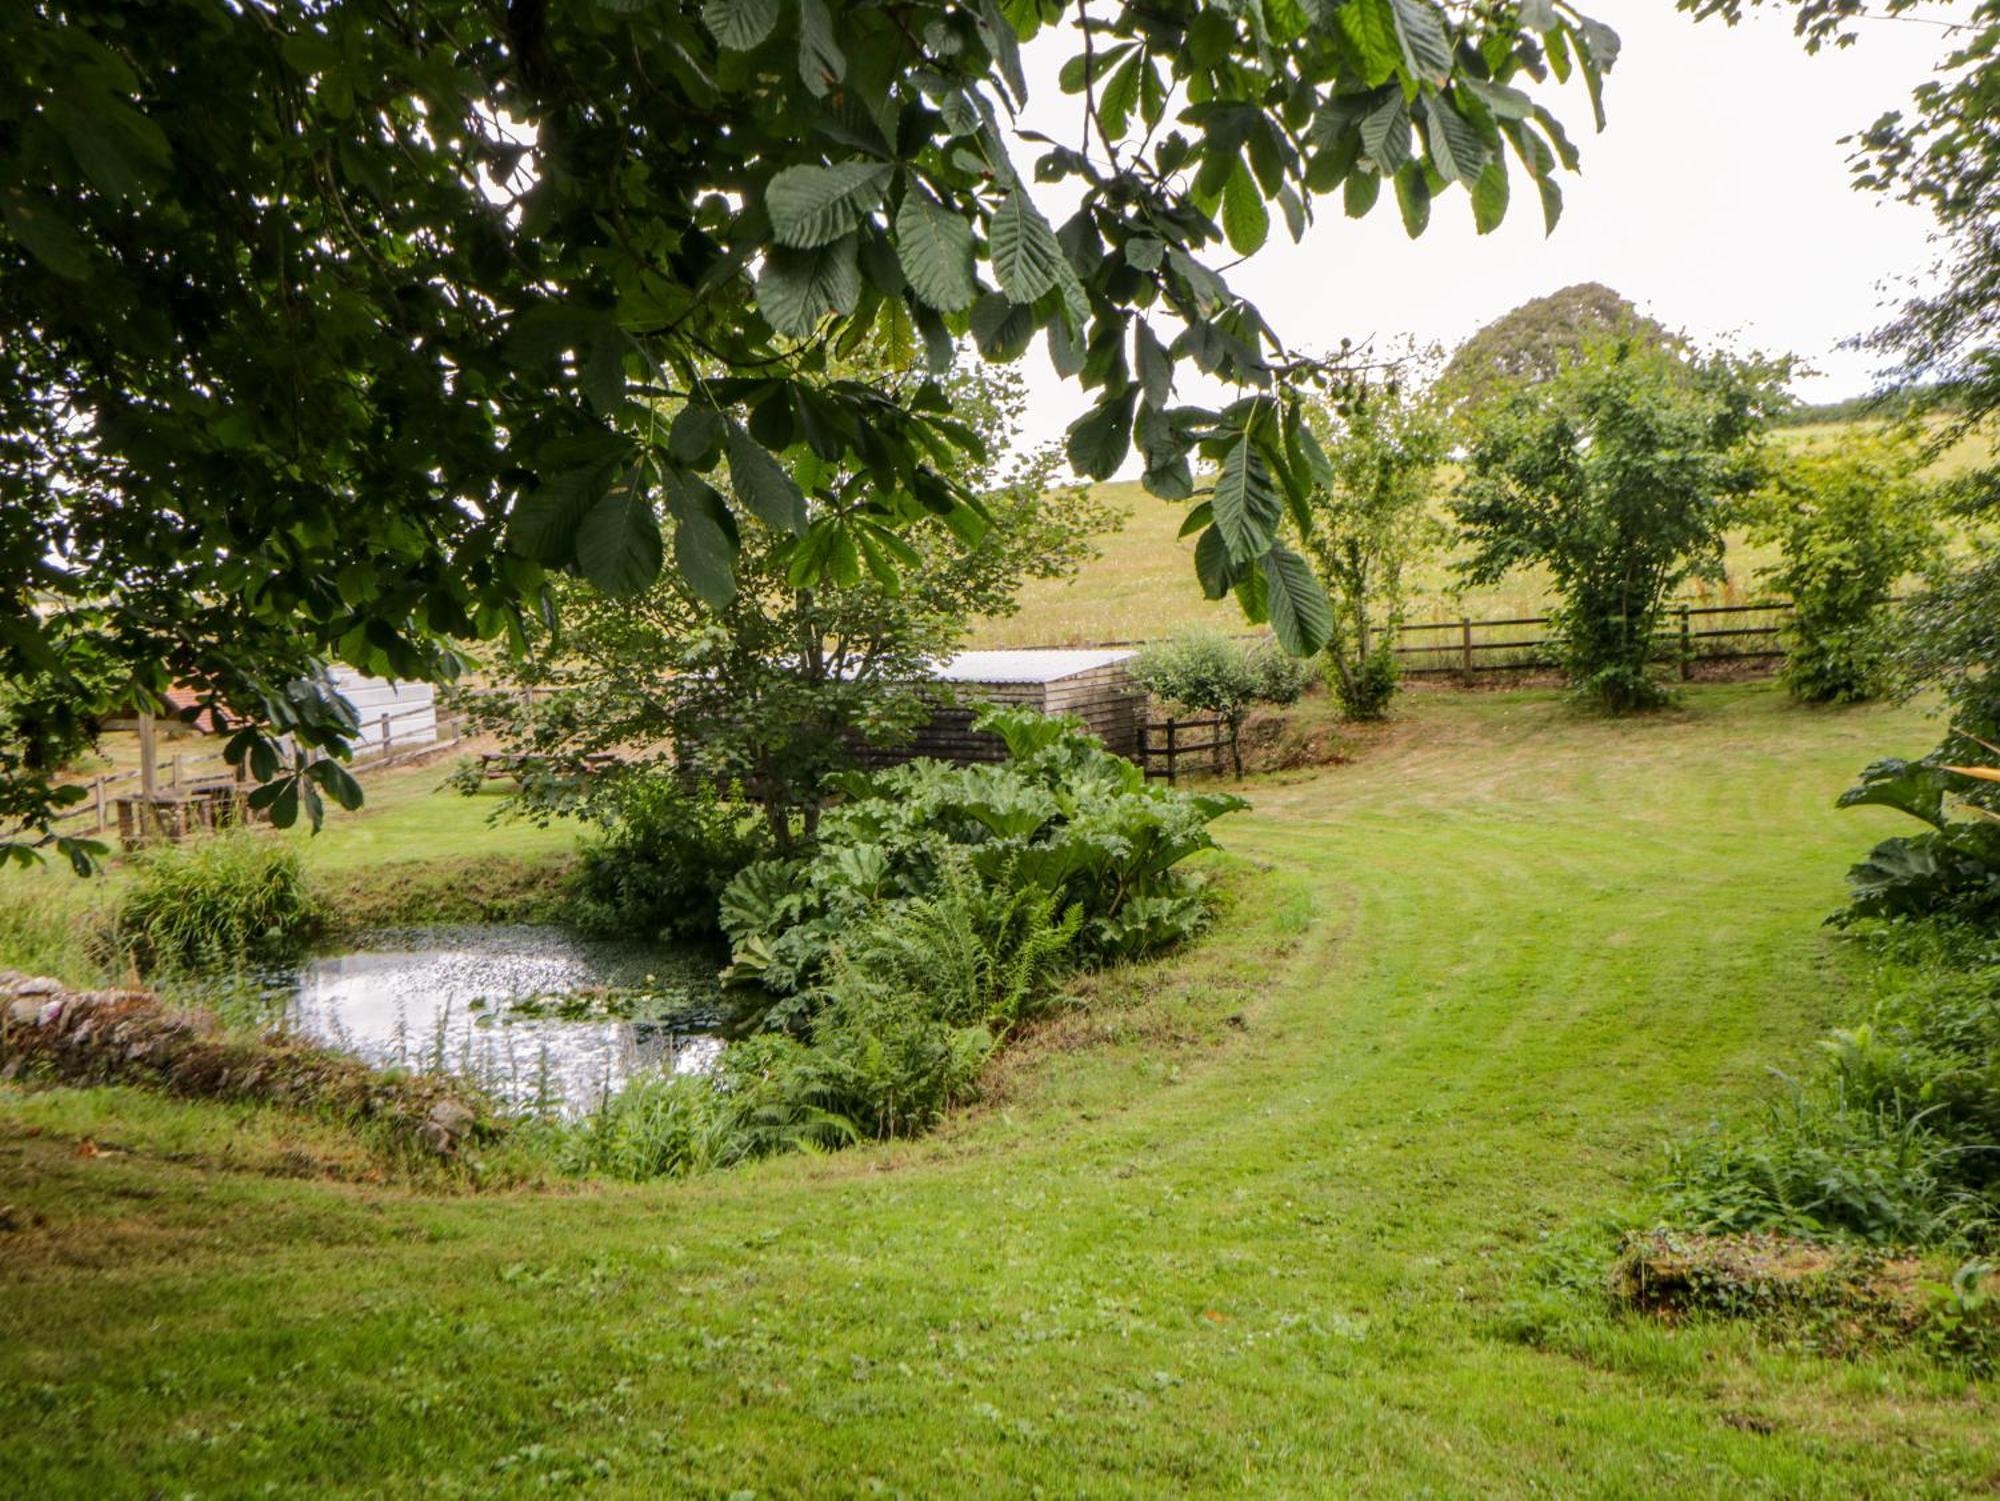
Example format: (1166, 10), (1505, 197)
(2, 682), (1993, 1497)
(972, 421), (1994, 650)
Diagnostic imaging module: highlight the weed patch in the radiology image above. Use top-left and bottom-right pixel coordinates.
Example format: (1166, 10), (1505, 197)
(1610, 1229), (2000, 1371)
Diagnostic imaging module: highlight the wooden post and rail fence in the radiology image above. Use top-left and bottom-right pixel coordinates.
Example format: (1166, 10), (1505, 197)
(1385, 598), (1795, 680)
(1133, 597), (1803, 784)
(50, 701), (473, 842)
(1137, 716), (1230, 785)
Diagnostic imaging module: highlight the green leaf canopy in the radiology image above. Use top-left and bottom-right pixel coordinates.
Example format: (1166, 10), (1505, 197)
(0, 0), (1616, 850)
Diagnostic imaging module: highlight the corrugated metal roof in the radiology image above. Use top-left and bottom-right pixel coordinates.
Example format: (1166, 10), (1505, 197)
(929, 648), (1135, 684)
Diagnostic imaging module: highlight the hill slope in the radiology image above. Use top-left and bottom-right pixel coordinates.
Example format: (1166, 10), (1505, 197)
(972, 421), (1992, 649)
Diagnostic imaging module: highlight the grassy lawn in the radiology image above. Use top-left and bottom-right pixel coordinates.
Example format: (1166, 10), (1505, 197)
(1, 682), (1992, 1496)
(285, 755), (581, 875)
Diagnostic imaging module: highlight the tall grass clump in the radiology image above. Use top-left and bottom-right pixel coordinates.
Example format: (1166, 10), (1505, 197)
(0, 870), (109, 984)
(551, 1060), (852, 1181)
(106, 831), (323, 974)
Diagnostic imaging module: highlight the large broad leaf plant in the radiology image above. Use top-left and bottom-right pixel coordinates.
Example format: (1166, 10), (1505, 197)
(717, 706), (1248, 1025)
(2, 0), (1614, 863)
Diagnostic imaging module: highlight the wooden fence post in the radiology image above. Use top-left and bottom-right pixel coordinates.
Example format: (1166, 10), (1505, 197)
(138, 711), (158, 799)
(93, 776), (106, 832)
(1460, 617), (1474, 678)
(1164, 718), (1177, 787)
(381, 712), (393, 760)
(1679, 605), (1693, 681)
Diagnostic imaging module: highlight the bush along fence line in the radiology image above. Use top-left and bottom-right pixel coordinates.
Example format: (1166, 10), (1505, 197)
(1124, 599), (1805, 782)
(53, 701), (473, 843)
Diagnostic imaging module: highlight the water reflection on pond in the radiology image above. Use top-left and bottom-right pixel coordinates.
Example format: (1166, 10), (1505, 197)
(276, 925), (723, 1113)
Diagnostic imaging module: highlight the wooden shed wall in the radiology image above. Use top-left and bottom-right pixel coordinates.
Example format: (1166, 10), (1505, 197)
(849, 682), (1044, 769)
(851, 662), (1145, 770)
(1044, 662), (1145, 756)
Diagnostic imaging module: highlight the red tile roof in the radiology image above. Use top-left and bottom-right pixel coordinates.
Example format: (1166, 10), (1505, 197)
(160, 685), (252, 734)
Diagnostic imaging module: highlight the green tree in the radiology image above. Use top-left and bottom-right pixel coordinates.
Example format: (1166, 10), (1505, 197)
(1299, 377), (1447, 718)
(0, 0), (1619, 865)
(1748, 431), (1940, 704)
(1439, 282), (1668, 416)
(1452, 339), (1786, 711)
(466, 361), (1114, 847)
(1891, 526), (2000, 742)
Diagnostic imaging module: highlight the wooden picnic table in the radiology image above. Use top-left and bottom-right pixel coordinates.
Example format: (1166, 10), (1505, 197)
(478, 751), (622, 781)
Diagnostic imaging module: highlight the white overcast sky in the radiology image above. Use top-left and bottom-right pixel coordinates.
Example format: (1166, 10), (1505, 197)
(1004, 3), (1967, 455)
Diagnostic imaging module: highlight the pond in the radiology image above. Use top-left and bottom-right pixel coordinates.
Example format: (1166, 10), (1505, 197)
(205, 924), (725, 1114)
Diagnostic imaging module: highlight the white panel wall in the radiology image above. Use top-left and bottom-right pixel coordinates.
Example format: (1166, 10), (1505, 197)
(329, 666), (439, 749)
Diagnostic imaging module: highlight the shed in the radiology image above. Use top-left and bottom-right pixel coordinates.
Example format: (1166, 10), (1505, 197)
(329, 666), (438, 753)
(865, 648), (1145, 767)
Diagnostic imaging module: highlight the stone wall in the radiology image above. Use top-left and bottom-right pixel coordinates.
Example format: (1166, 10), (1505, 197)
(0, 972), (488, 1157)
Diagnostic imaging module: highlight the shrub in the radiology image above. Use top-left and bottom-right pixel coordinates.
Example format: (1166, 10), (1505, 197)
(1748, 432), (1939, 704)
(568, 775), (766, 943)
(1659, 1084), (1993, 1249)
(1844, 823), (2000, 927)
(1298, 374), (1447, 722)
(107, 832), (322, 973)
(1247, 640), (1310, 708)
(558, 710), (1247, 1180)
(1453, 338), (1784, 713)
(555, 998), (985, 1179)
(1823, 968), (2000, 1189)
(553, 947), (1002, 1176)
(1325, 641), (1399, 720)
(719, 707), (1242, 1021)
(763, 990), (995, 1142)
(1835, 756), (2000, 927)
(821, 862), (1081, 1035)
(1131, 629), (1302, 776)
(1654, 940), (2000, 1252)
